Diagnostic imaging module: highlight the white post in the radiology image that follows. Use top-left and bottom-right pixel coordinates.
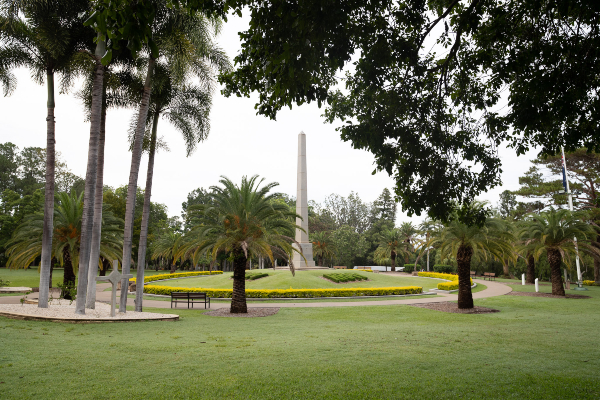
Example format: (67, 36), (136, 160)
(522, 273), (525, 285)
(426, 249), (430, 272)
(535, 278), (539, 292)
(561, 147), (583, 288)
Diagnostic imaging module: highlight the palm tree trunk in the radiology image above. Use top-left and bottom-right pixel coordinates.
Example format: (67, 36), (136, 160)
(75, 42), (105, 315)
(390, 251), (396, 272)
(593, 237), (600, 283)
(100, 258), (109, 276)
(547, 248), (566, 296)
(456, 244), (474, 309)
(62, 246), (76, 300)
(231, 247), (248, 313)
(38, 69), (56, 309)
(526, 253), (535, 284)
(134, 111), (159, 312)
(119, 57), (155, 313)
(85, 85), (107, 309)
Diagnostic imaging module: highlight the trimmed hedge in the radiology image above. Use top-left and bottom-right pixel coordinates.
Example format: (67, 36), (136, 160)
(403, 264), (416, 273)
(583, 280), (599, 286)
(323, 272), (368, 283)
(433, 265), (454, 274)
(246, 272), (269, 280)
(144, 285), (423, 298)
(132, 271), (223, 284)
(417, 271), (473, 290)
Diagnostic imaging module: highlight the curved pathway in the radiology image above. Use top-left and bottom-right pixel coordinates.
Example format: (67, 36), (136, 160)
(0, 279), (512, 309)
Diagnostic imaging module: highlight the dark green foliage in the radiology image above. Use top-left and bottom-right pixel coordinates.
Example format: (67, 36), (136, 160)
(222, 0), (600, 225)
(323, 272), (368, 283)
(245, 272), (269, 281)
(403, 264), (416, 273)
(433, 265), (455, 274)
(0, 277), (9, 287)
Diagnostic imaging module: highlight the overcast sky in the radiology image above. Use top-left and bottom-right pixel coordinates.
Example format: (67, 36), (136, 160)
(0, 13), (540, 225)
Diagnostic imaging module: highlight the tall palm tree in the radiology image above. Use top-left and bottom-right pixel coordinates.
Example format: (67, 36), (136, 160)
(398, 222), (419, 264)
(429, 203), (515, 308)
(311, 231), (336, 267)
(151, 231), (183, 274)
(518, 208), (600, 296)
(374, 229), (405, 272)
(6, 191), (123, 299)
(181, 176), (303, 313)
(118, 5), (228, 312)
(133, 52), (230, 311)
(0, 0), (92, 308)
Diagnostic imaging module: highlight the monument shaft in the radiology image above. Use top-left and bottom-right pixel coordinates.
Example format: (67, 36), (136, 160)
(293, 132), (316, 268)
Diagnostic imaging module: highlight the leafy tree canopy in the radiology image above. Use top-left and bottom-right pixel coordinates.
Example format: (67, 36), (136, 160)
(221, 0), (600, 225)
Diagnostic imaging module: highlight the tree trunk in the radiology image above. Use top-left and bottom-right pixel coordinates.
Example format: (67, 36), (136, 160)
(456, 244), (474, 309)
(593, 238), (600, 283)
(526, 253), (535, 284)
(38, 69), (56, 309)
(85, 84), (107, 309)
(231, 247), (247, 313)
(75, 44), (105, 315)
(49, 259), (54, 289)
(99, 258), (109, 276)
(502, 262), (511, 278)
(390, 250), (396, 272)
(119, 57), (155, 313)
(547, 248), (566, 296)
(170, 260), (176, 274)
(62, 246), (76, 300)
(134, 112), (159, 312)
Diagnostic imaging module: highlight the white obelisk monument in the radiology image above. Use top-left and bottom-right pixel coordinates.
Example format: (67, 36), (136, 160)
(292, 132), (316, 269)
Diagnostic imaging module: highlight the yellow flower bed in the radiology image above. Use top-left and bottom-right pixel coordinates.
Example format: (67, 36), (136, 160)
(131, 271), (223, 284)
(144, 285), (423, 298)
(354, 269), (373, 273)
(417, 271), (472, 290)
(583, 280), (599, 286)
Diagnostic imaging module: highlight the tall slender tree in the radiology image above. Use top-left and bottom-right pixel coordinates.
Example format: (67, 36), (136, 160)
(0, 0), (91, 308)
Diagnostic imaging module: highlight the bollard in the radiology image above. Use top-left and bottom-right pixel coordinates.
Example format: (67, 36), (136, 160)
(522, 273), (525, 285)
(535, 278), (539, 292)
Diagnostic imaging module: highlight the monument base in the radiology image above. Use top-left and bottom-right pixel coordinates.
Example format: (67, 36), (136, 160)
(277, 266), (329, 270)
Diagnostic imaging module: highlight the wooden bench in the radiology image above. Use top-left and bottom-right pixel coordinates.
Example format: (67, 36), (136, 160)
(470, 271), (476, 278)
(483, 272), (496, 281)
(333, 266), (347, 269)
(171, 292), (210, 309)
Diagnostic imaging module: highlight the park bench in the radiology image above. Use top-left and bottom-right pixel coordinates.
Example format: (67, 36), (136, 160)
(170, 292), (210, 309)
(470, 271), (476, 278)
(334, 266), (347, 269)
(483, 272), (496, 281)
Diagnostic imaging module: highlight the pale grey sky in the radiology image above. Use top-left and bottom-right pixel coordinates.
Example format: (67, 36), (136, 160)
(0, 14), (539, 224)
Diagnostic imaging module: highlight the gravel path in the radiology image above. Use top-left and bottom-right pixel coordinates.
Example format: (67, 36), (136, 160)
(0, 300), (178, 322)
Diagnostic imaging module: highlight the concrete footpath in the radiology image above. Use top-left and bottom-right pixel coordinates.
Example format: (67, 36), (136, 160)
(0, 279), (512, 309)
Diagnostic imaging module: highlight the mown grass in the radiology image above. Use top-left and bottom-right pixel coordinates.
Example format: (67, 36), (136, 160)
(0, 268), (167, 289)
(1, 286), (599, 399)
(129, 294), (441, 303)
(151, 270), (440, 291)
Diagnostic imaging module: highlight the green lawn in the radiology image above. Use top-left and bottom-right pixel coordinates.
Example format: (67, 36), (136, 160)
(151, 270), (440, 291)
(0, 268), (167, 288)
(1, 286), (600, 399)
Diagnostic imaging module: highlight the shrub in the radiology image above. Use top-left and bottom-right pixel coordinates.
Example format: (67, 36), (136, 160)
(0, 278), (10, 287)
(403, 264), (416, 273)
(323, 272), (369, 283)
(417, 271), (473, 290)
(144, 285), (423, 298)
(437, 281), (459, 290)
(131, 271), (223, 284)
(583, 280), (599, 286)
(433, 265), (455, 273)
(246, 272), (269, 280)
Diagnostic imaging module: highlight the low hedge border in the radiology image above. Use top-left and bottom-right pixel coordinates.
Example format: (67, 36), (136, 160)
(132, 271), (224, 284)
(144, 285), (423, 298)
(417, 271), (473, 290)
(245, 272), (269, 280)
(583, 280), (600, 286)
(323, 272), (369, 283)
